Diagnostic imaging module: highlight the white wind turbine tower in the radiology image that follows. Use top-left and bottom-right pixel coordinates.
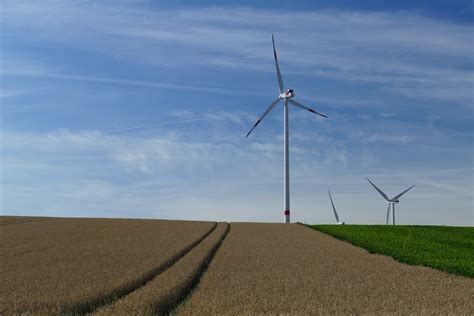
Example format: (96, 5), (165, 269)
(328, 190), (345, 224)
(367, 178), (415, 225)
(246, 35), (327, 224)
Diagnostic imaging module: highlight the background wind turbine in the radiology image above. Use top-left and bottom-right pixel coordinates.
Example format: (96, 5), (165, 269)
(328, 190), (345, 224)
(367, 178), (415, 225)
(246, 35), (327, 224)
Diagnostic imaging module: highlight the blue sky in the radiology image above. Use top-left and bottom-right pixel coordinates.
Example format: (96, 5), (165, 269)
(1, 0), (473, 225)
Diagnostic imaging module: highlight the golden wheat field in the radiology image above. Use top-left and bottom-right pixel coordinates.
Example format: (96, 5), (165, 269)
(1, 217), (473, 315)
(0, 216), (216, 314)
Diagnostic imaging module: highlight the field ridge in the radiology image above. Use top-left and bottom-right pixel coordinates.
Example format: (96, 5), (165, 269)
(66, 221), (218, 314)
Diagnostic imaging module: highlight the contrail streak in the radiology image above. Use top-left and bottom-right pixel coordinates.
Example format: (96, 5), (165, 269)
(106, 111), (260, 133)
(2, 72), (235, 95)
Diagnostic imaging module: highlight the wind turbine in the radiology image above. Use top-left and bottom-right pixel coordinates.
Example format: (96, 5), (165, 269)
(328, 190), (345, 224)
(366, 178), (415, 225)
(246, 35), (327, 224)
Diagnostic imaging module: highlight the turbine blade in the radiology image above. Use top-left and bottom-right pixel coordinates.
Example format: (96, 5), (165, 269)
(245, 98), (281, 137)
(272, 34), (284, 93)
(393, 185), (415, 200)
(288, 99), (327, 118)
(328, 190), (339, 223)
(367, 178), (389, 201)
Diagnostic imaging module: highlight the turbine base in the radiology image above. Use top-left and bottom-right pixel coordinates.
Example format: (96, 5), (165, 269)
(283, 210), (290, 223)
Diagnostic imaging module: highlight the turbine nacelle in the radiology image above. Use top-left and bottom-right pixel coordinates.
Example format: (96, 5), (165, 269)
(279, 89), (294, 99)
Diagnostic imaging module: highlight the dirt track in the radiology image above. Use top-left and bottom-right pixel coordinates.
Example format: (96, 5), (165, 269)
(179, 223), (474, 314)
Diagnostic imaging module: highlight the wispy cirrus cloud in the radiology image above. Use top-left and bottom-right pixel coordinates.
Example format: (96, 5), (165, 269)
(0, 89), (28, 98)
(2, 3), (473, 106)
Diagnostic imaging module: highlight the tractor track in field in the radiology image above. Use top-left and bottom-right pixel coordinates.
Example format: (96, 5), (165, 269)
(168, 222), (230, 315)
(70, 222), (219, 314)
(93, 222), (230, 315)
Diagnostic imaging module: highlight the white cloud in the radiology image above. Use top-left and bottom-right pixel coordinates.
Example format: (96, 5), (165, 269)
(365, 133), (414, 144)
(0, 89), (28, 98)
(1, 129), (472, 225)
(2, 4), (473, 106)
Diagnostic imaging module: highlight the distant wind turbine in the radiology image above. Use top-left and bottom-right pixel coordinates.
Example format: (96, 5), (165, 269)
(246, 35), (327, 224)
(367, 178), (415, 225)
(328, 190), (345, 225)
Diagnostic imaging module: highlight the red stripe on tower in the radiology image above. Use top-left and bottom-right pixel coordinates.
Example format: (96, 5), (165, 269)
(284, 210), (290, 216)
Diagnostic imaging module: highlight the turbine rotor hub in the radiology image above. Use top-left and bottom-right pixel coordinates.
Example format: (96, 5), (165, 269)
(280, 88), (294, 99)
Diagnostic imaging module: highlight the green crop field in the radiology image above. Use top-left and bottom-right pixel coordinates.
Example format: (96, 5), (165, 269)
(309, 225), (474, 278)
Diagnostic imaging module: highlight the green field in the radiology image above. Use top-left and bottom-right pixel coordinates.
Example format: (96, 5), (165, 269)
(309, 225), (474, 278)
